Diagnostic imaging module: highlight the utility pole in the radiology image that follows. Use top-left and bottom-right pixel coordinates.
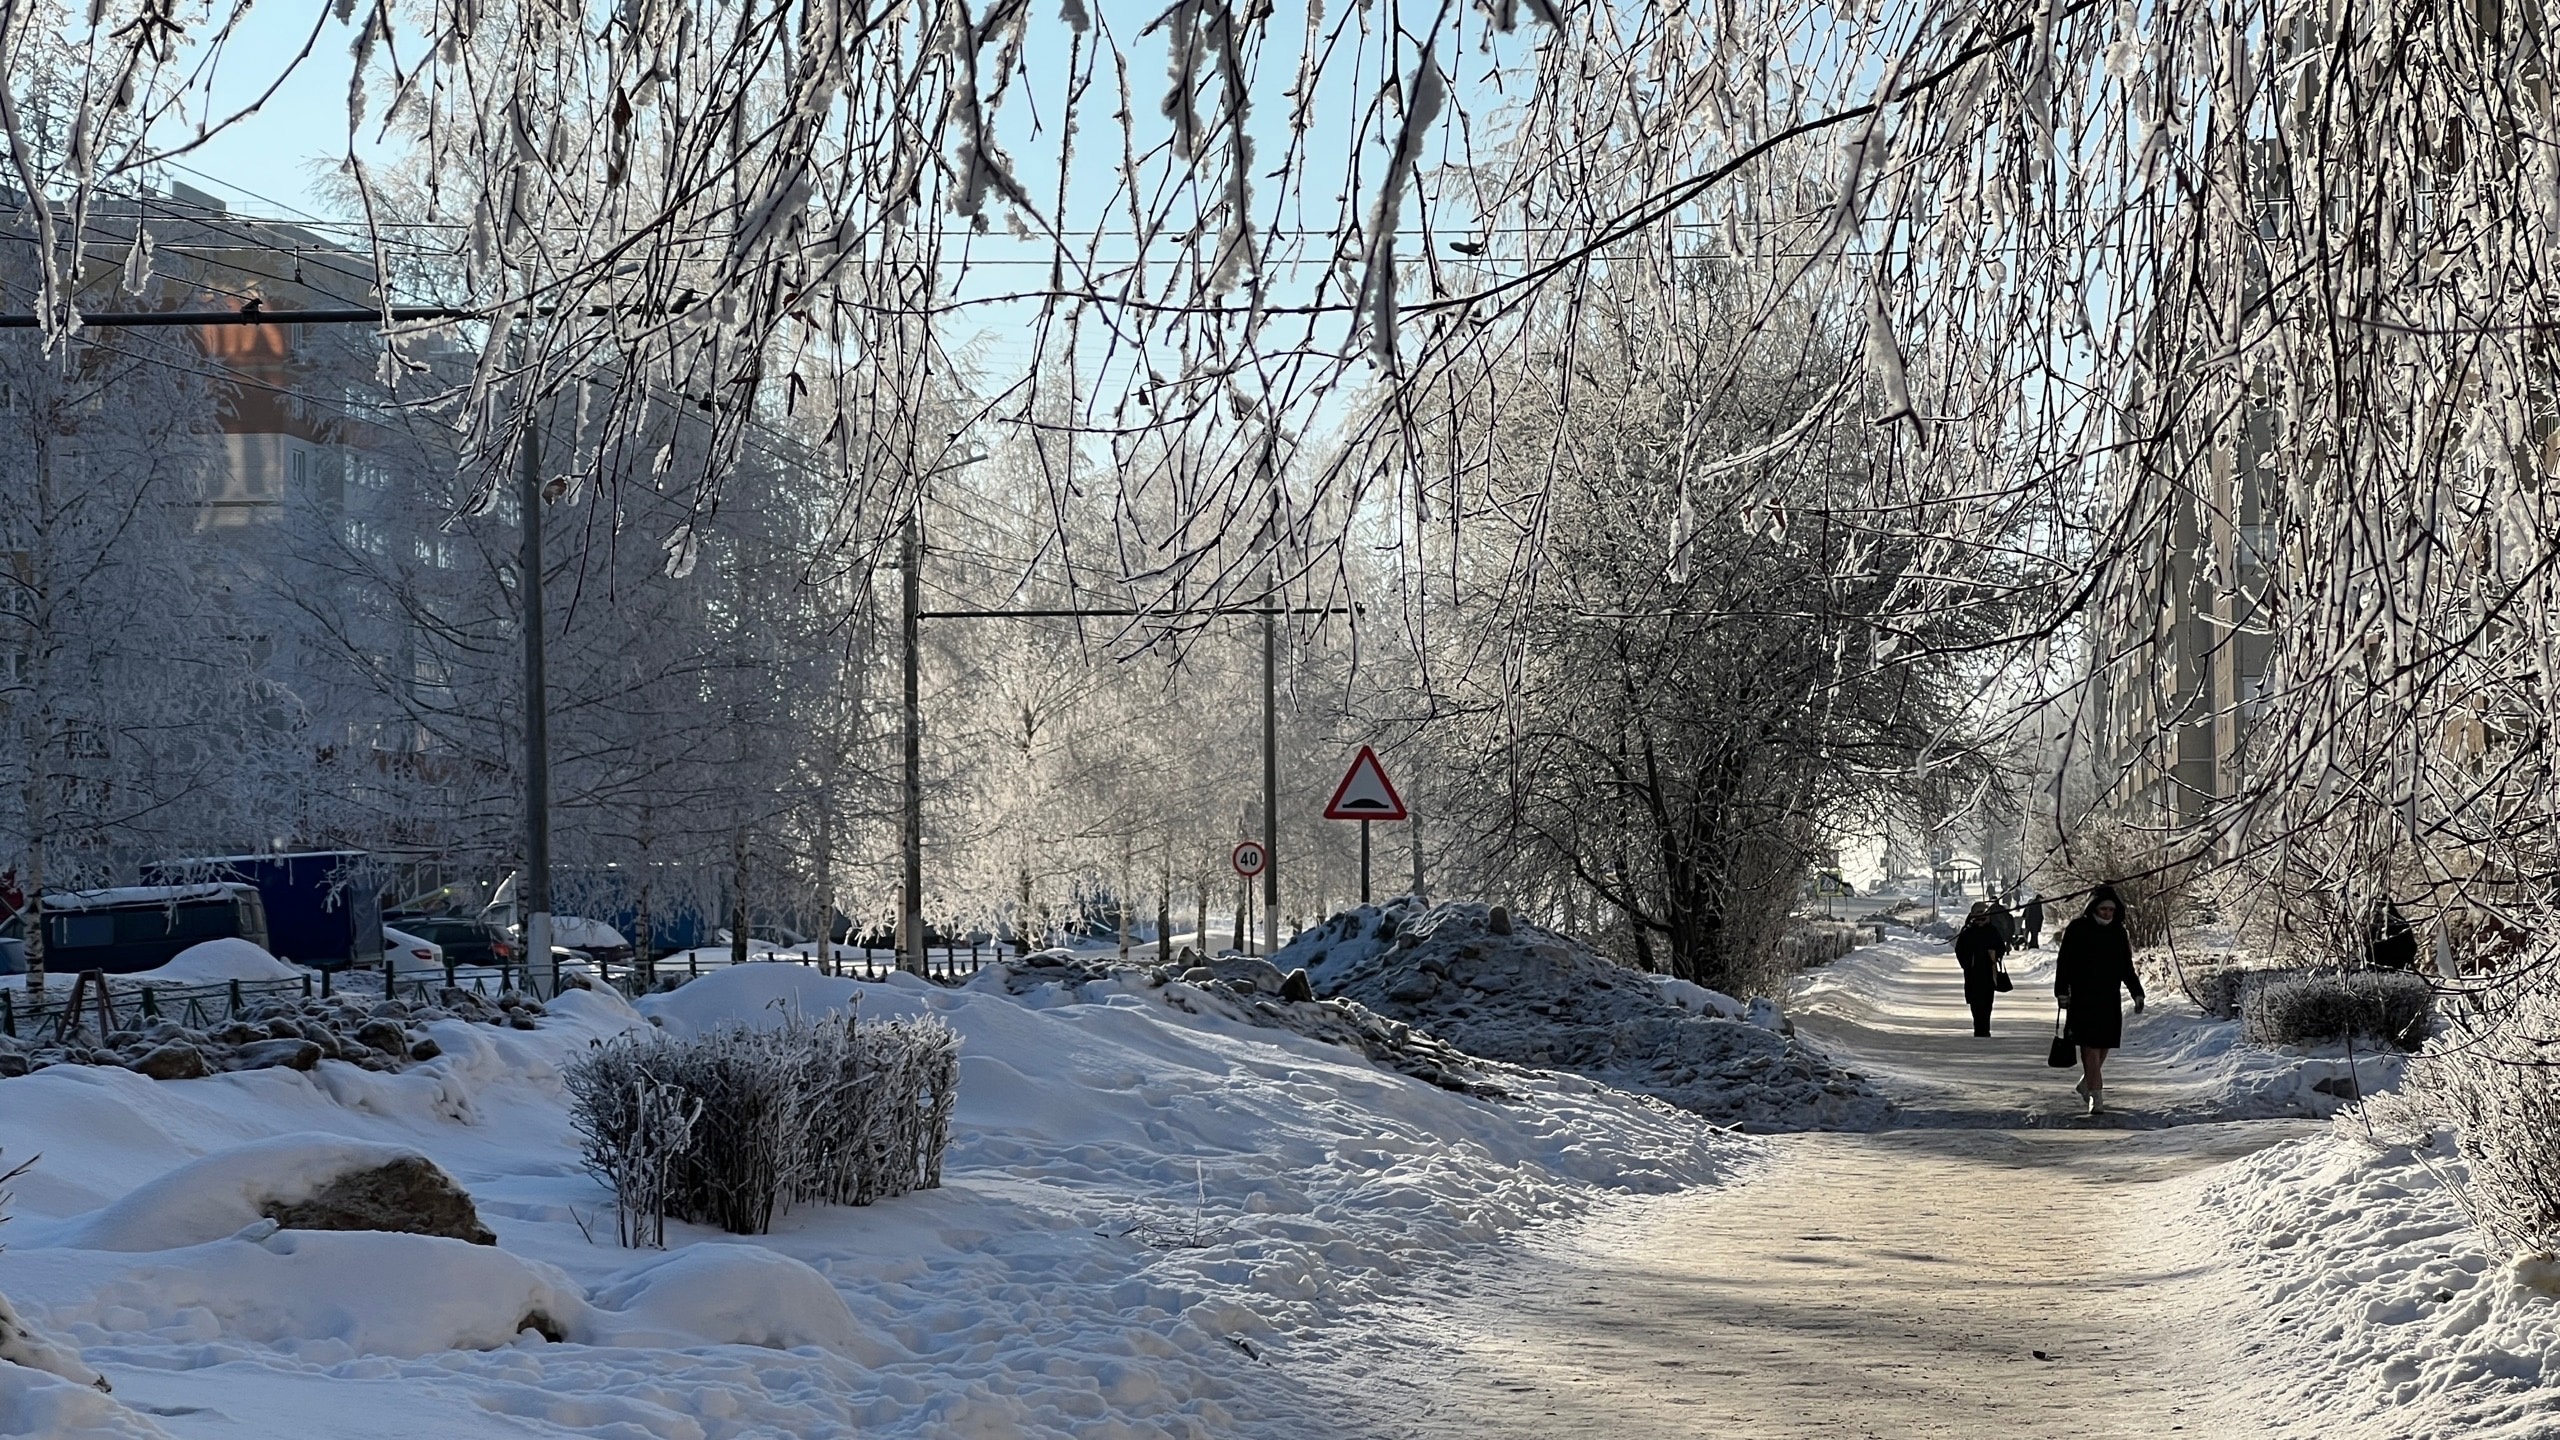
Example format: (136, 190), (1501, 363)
(900, 507), (926, 976)
(1262, 598), (1278, 958)
(518, 423), (554, 984)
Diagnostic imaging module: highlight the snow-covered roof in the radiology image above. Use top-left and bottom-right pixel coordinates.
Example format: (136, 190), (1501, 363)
(155, 851), (369, 867)
(44, 884), (259, 911)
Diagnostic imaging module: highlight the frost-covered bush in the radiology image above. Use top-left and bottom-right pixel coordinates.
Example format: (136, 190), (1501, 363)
(2243, 972), (2434, 1050)
(566, 1014), (959, 1240)
(2398, 982), (2560, 1257)
(2046, 819), (2197, 949)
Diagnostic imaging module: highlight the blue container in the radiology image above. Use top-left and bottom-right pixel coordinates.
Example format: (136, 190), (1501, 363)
(145, 852), (384, 971)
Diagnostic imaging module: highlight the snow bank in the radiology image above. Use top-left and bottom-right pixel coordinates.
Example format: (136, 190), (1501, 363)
(1651, 975), (1748, 1020)
(0, 918), (1746, 1436)
(0, 1364), (164, 1440)
(39, 1135), (446, 1252)
(634, 960), (862, 1036)
(1279, 900), (1889, 1131)
(149, 939), (301, 985)
(588, 1245), (863, 1354)
(2176, 1124), (2560, 1439)
(0, 1228), (591, 1361)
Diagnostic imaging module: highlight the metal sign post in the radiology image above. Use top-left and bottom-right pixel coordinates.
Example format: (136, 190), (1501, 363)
(1230, 841), (1268, 954)
(1323, 747), (1408, 905)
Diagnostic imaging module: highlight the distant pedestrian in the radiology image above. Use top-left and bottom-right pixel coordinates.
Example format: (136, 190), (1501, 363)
(1953, 900), (2010, 1038)
(2021, 894), (2045, 948)
(2365, 899), (2417, 971)
(1990, 899), (2018, 950)
(2054, 886), (2144, 1115)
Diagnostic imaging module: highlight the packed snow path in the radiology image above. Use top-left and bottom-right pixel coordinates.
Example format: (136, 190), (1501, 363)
(1339, 934), (2317, 1439)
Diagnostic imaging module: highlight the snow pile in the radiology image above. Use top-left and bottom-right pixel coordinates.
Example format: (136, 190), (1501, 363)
(0, 1227), (593, 1360)
(1650, 975), (1750, 1020)
(1279, 901), (1890, 1132)
(36, 1135), (485, 1252)
(975, 947), (1511, 1097)
(0, 938), (1742, 1436)
(634, 958), (865, 1035)
(587, 1245), (863, 1354)
(150, 939), (303, 985)
(0, 1364), (156, 1440)
(2124, 989), (2406, 1118)
(2176, 1124), (2560, 1439)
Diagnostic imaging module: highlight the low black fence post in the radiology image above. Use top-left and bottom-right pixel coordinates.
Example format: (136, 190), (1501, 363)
(444, 959), (458, 991)
(227, 978), (245, 1017)
(2, 989), (12, 1038)
(139, 985), (159, 1020)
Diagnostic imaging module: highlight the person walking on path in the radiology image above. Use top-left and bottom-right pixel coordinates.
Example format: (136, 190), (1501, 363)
(2021, 893), (2045, 948)
(1953, 901), (2010, 1038)
(2053, 886), (2143, 1114)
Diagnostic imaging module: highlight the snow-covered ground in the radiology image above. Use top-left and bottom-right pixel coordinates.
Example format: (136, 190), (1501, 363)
(0, 957), (1747, 1438)
(2167, 1121), (2560, 1440)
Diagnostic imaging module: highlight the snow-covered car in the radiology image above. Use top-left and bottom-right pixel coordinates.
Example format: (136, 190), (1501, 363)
(384, 924), (445, 973)
(714, 924), (806, 949)
(541, 916), (633, 966)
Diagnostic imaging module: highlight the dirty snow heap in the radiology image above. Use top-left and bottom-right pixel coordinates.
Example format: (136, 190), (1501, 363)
(1277, 900), (1890, 1132)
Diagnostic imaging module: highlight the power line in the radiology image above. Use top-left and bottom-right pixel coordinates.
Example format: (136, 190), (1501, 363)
(0, 305), (473, 330)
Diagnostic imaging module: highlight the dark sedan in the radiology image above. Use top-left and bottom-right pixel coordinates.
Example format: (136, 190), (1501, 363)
(384, 916), (521, 969)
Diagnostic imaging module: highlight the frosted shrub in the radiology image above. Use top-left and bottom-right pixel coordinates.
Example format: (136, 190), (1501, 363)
(565, 1014), (959, 1241)
(2242, 972), (2434, 1050)
(564, 1066), (702, 1247)
(2401, 983), (2560, 1257)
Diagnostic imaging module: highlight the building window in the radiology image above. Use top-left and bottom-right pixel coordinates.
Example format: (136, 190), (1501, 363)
(2238, 523), (2280, 575)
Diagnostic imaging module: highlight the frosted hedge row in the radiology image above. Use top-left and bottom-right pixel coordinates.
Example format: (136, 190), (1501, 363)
(565, 1015), (959, 1242)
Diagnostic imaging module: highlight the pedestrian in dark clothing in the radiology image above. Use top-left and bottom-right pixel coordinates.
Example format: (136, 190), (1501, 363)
(1990, 900), (2018, 950)
(2021, 894), (2045, 948)
(2053, 886), (2144, 1115)
(1953, 900), (2009, 1038)
(2365, 899), (2417, 971)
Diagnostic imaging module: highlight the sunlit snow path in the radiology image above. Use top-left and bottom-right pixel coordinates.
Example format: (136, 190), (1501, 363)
(1330, 934), (2315, 1439)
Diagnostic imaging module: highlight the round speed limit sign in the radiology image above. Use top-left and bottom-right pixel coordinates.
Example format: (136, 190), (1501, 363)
(1231, 840), (1269, 879)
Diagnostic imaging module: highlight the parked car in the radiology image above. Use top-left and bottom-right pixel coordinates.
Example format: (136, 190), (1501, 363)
(384, 924), (445, 974)
(34, 884), (272, 975)
(381, 915), (519, 969)
(715, 924), (808, 948)
(524, 916), (632, 966)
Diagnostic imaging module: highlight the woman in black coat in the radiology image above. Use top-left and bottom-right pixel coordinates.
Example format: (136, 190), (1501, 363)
(1952, 901), (2009, 1037)
(2053, 886), (2144, 1114)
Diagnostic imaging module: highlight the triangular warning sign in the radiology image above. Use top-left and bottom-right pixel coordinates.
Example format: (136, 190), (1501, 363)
(1324, 745), (1408, 821)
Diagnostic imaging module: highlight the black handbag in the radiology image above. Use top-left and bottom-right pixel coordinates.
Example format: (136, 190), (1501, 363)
(2047, 1006), (2076, 1068)
(1992, 964), (2014, 993)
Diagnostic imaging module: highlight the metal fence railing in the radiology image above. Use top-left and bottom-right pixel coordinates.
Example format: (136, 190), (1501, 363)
(0, 943), (1005, 1044)
(1, 972), (317, 1044)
